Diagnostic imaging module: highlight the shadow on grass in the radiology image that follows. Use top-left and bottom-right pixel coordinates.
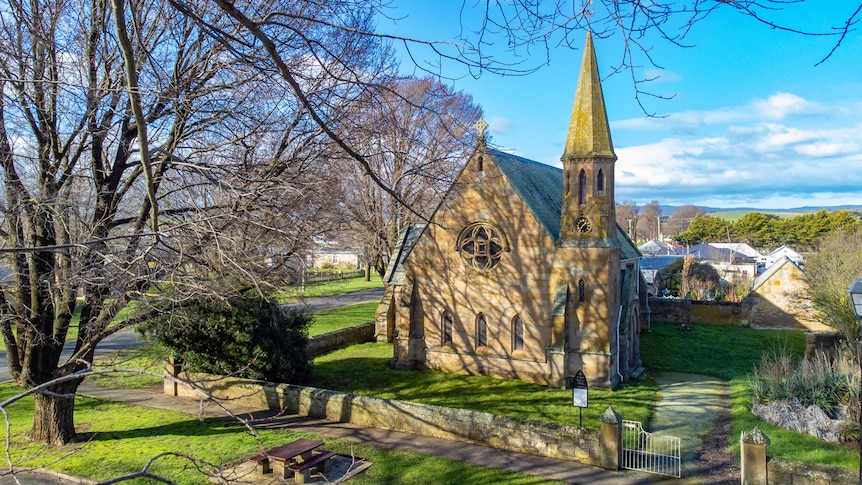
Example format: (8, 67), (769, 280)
(312, 351), (656, 428)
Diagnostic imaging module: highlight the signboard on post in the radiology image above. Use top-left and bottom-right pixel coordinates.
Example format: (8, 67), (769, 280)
(571, 370), (588, 408)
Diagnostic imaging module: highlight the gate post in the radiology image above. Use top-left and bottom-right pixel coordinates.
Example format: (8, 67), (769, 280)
(163, 356), (183, 396)
(600, 407), (622, 470)
(740, 427), (770, 485)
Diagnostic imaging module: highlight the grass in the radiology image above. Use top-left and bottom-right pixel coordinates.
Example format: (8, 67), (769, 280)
(1, 384), (559, 485)
(276, 275), (383, 303)
(641, 321), (859, 469)
(312, 342), (656, 429)
(308, 301), (378, 336)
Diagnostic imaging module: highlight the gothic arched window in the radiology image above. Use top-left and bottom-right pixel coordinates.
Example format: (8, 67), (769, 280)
(578, 169), (587, 206)
(512, 315), (524, 351)
(442, 312), (454, 346)
(597, 169), (605, 193)
(578, 279), (586, 303)
(476, 314), (487, 348)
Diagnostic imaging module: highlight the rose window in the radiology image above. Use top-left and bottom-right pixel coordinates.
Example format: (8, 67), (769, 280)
(458, 223), (504, 271)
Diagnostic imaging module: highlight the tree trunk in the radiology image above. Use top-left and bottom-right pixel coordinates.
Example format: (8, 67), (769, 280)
(28, 378), (82, 446)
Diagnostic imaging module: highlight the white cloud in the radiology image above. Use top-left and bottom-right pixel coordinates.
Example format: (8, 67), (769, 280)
(752, 92), (828, 120)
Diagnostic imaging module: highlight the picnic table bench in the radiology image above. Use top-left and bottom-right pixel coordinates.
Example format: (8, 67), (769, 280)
(249, 439), (335, 483)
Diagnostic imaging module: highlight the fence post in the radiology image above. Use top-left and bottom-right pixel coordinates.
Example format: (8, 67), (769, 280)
(740, 427), (770, 485)
(600, 407), (622, 471)
(163, 356), (183, 396)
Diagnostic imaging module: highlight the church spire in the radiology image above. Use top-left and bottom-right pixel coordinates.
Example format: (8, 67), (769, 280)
(561, 31), (616, 161)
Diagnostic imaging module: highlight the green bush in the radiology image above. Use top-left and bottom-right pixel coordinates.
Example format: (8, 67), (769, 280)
(142, 297), (313, 384)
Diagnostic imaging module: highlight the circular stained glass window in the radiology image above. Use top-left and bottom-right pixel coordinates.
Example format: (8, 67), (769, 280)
(458, 223), (504, 271)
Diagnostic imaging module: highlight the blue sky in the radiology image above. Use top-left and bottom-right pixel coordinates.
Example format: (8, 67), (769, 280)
(378, 2), (862, 210)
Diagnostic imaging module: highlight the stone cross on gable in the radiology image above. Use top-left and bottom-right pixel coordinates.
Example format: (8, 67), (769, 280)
(475, 118), (489, 138)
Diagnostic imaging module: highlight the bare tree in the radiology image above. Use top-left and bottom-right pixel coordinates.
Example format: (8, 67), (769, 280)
(666, 205), (707, 237)
(637, 200), (662, 242)
(0, 0), (367, 445)
(805, 229), (862, 342)
(338, 77), (482, 278)
(616, 200), (640, 239)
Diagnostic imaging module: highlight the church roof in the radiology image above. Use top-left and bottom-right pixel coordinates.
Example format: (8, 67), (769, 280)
(489, 148), (639, 259)
(562, 32), (615, 160)
(383, 224), (426, 285)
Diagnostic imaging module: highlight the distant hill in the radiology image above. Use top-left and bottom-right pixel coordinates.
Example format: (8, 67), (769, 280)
(659, 205), (862, 219)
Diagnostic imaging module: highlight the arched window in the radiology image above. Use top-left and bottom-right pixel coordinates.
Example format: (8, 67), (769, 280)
(477, 156), (484, 172)
(476, 314), (487, 348)
(597, 169), (605, 193)
(512, 315), (524, 351)
(578, 279), (586, 303)
(578, 169), (587, 206)
(442, 312), (454, 346)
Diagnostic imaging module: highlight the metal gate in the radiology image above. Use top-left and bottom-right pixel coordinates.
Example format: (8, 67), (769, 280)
(621, 420), (681, 478)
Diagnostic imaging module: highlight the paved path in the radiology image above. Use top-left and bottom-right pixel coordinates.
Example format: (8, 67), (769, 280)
(647, 372), (733, 483)
(288, 287), (385, 313)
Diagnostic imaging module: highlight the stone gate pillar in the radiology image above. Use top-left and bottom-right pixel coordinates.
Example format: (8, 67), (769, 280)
(740, 427), (770, 485)
(600, 407), (622, 470)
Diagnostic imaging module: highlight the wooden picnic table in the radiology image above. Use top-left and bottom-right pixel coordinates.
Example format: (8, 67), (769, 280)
(249, 439), (323, 478)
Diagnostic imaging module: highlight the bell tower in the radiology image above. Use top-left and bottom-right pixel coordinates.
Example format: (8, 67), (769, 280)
(559, 31), (617, 244)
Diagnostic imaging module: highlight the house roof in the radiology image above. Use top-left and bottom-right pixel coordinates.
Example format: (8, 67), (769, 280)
(710, 243), (762, 258)
(639, 239), (673, 255)
(678, 242), (751, 263)
(489, 148), (640, 260)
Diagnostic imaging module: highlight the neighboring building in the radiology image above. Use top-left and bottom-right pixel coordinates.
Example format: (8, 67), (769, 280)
(639, 255), (683, 296)
(639, 239), (674, 256)
(310, 246), (362, 270)
(747, 257), (829, 332)
(759, 245), (804, 269)
(709, 242), (762, 259)
(375, 33), (647, 390)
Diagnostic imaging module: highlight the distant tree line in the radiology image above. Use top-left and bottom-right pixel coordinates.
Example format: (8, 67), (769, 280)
(674, 210), (861, 250)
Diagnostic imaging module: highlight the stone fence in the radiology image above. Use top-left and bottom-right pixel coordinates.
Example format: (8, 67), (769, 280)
(740, 427), (857, 485)
(165, 371), (622, 469)
(307, 323), (374, 357)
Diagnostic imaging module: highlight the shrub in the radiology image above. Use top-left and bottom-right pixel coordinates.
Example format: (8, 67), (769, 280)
(142, 297), (313, 384)
(750, 346), (859, 420)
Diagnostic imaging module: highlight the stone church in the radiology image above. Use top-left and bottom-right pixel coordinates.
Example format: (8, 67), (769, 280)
(375, 33), (648, 390)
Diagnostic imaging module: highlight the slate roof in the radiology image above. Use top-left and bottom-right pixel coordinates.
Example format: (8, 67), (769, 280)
(490, 148), (640, 259)
(383, 224), (426, 285)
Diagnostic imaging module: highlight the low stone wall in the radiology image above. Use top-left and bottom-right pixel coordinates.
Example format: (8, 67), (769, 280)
(648, 298), (691, 325)
(171, 374), (603, 466)
(767, 458), (857, 485)
(648, 297), (830, 332)
(307, 323), (374, 357)
(740, 427), (858, 485)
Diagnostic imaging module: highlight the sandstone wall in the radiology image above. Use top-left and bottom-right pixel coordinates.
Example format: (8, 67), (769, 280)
(767, 458), (857, 485)
(171, 374), (602, 466)
(307, 323), (374, 357)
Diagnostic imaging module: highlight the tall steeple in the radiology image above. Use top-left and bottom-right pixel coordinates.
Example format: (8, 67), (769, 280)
(562, 31), (616, 161)
(559, 31), (617, 243)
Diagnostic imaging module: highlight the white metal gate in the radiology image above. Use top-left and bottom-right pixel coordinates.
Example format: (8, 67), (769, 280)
(621, 420), (681, 478)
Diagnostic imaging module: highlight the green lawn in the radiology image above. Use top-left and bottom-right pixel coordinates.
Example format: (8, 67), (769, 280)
(308, 301), (378, 335)
(313, 342), (656, 429)
(0, 384), (559, 485)
(641, 321), (859, 469)
(276, 275), (384, 302)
